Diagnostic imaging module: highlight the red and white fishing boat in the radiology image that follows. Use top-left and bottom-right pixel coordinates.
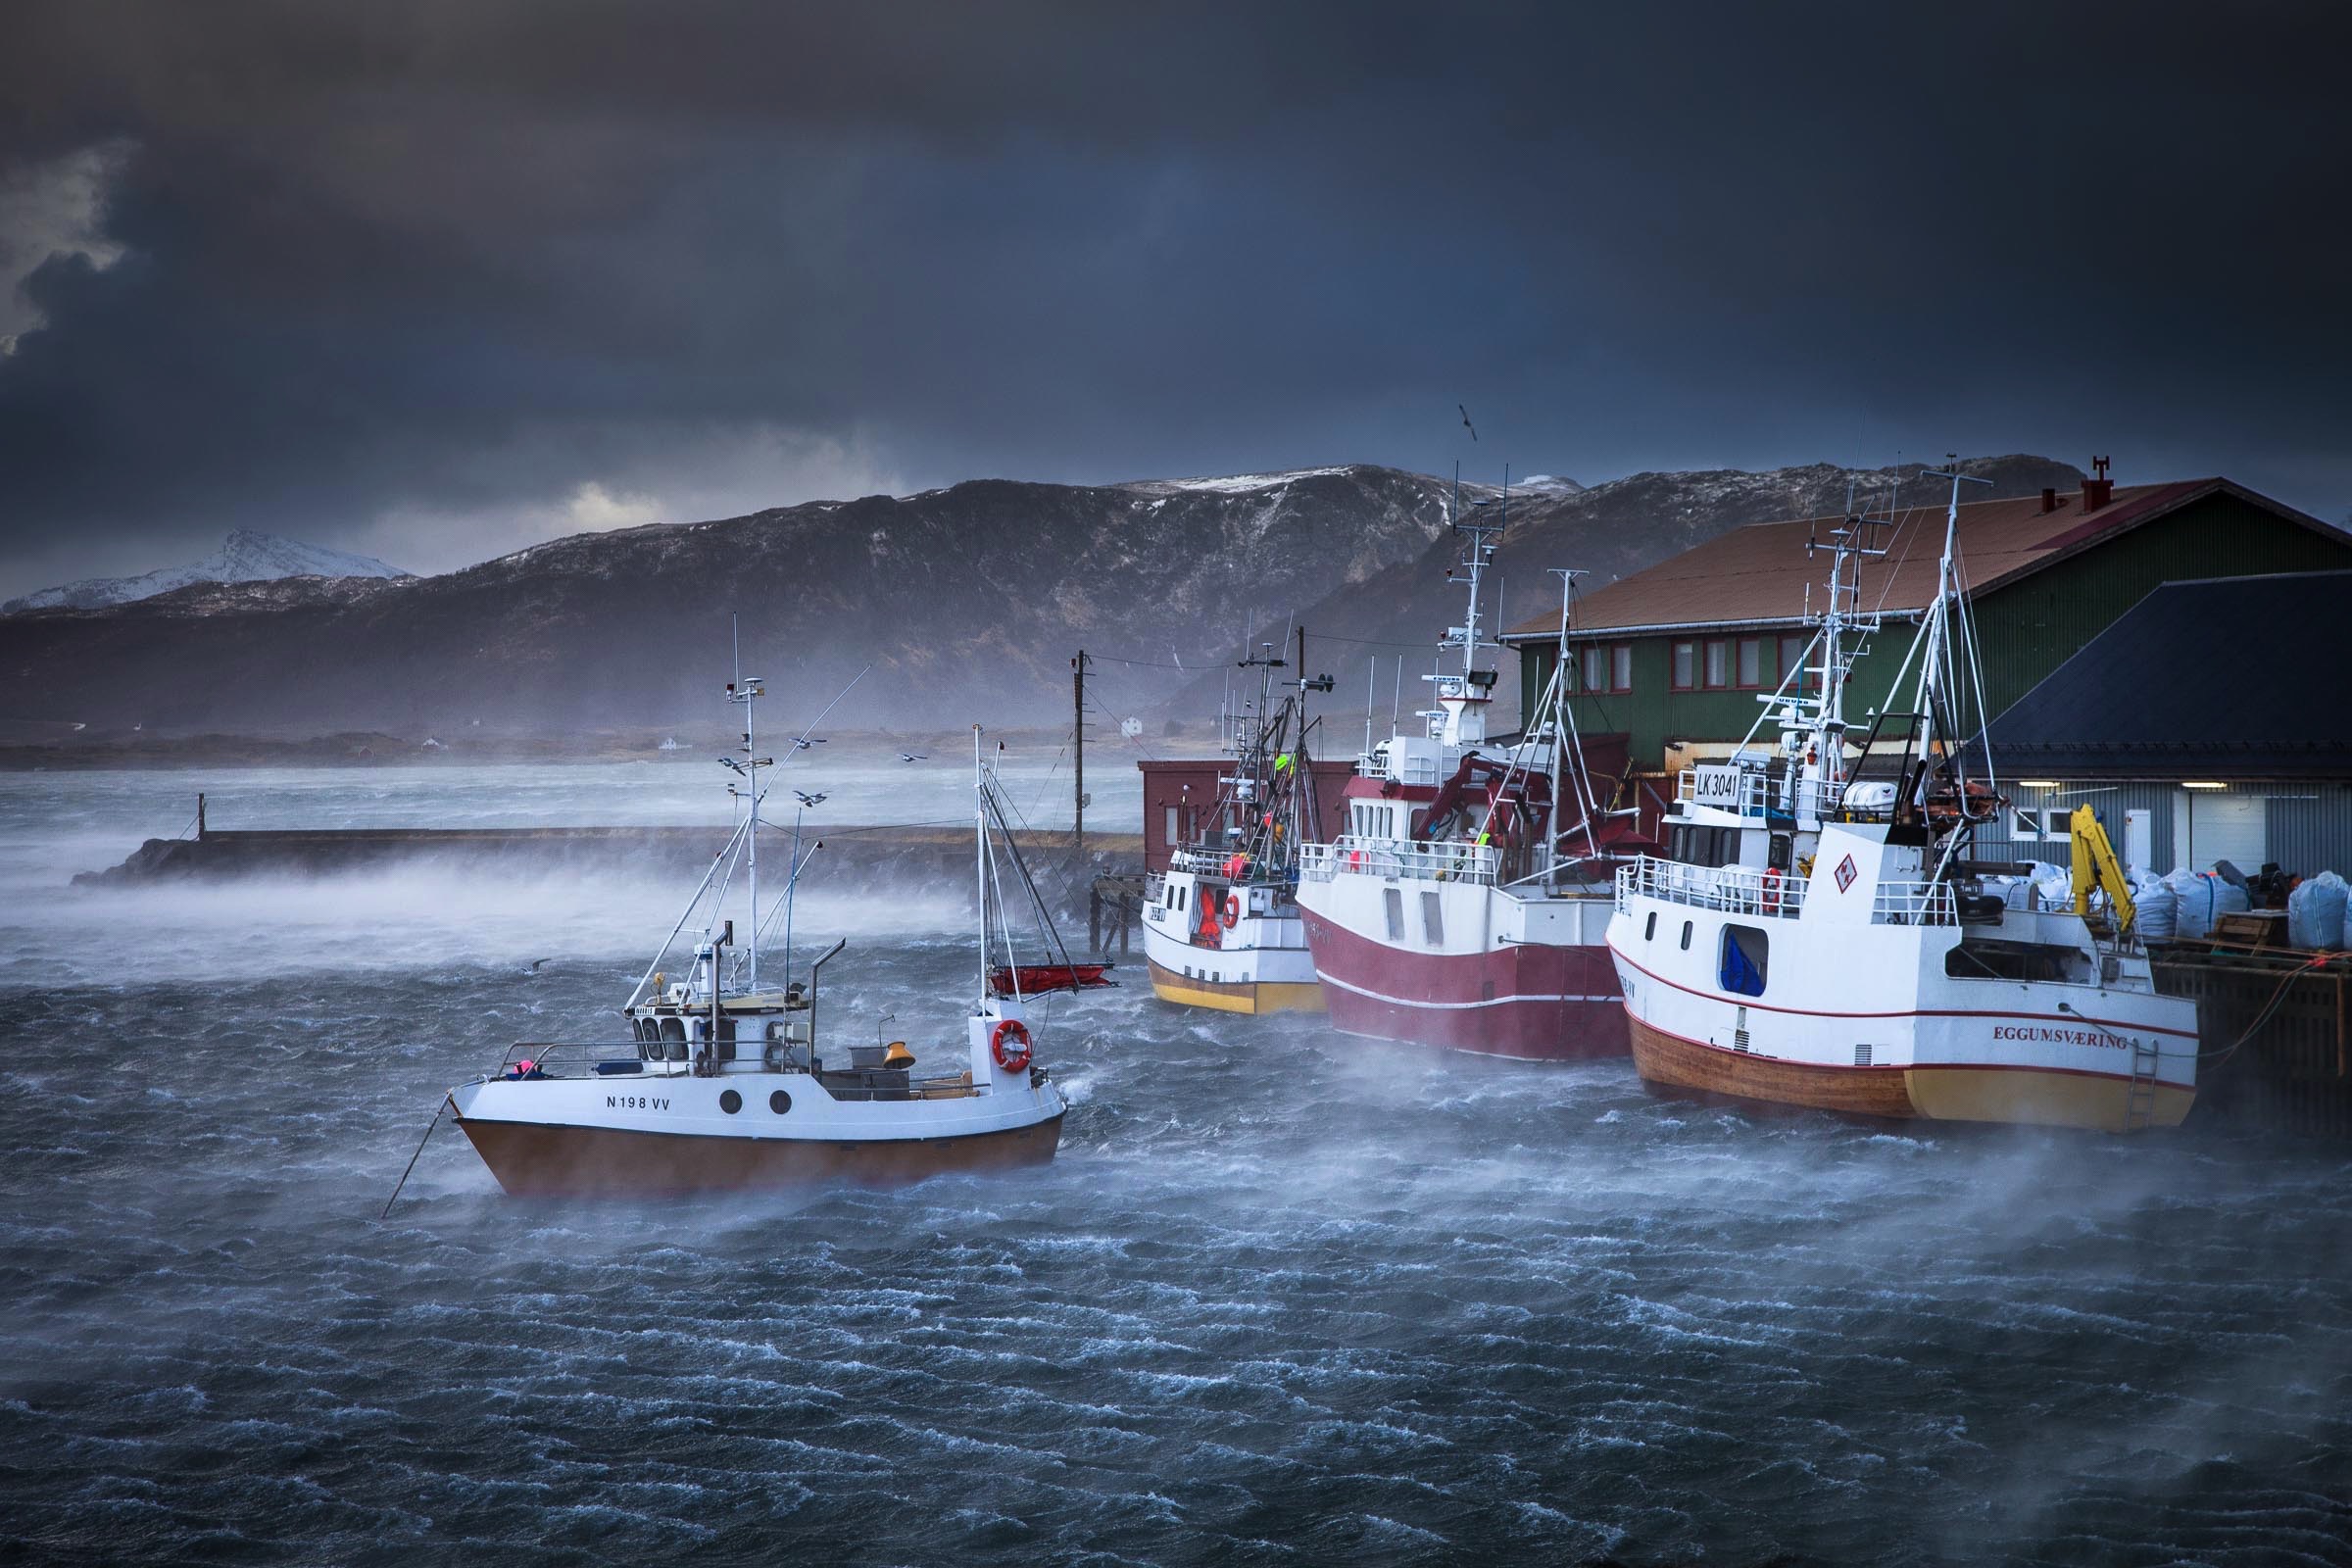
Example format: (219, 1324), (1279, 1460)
(1607, 473), (2197, 1130)
(436, 681), (1070, 1198)
(1294, 489), (1648, 1058)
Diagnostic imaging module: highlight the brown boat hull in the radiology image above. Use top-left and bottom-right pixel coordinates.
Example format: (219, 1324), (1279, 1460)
(457, 1110), (1064, 1197)
(1628, 1016), (2192, 1131)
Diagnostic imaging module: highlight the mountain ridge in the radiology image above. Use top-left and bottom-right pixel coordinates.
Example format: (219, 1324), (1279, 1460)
(0, 458), (2083, 735)
(3, 529), (412, 614)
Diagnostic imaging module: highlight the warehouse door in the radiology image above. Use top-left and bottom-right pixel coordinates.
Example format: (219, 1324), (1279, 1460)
(2186, 793), (2267, 874)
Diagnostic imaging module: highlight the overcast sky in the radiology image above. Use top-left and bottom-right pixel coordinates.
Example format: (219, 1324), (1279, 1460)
(2, 2), (2345, 597)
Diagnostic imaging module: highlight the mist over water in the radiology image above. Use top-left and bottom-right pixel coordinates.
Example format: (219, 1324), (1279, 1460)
(4, 765), (2350, 1564)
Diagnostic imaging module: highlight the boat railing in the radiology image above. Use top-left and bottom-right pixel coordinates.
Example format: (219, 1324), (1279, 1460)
(1613, 856), (1807, 918)
(1167, 848), (1298, 884)
(1613, 858), (1956, 925)
(495, 1040), (683, 1079)
(1298, 835), (1497, 887)
(1872, 879), (1958, 926)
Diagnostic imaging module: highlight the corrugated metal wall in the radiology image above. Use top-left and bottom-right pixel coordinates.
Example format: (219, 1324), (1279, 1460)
(1969, 495), (2352, 717)
(1973, 780), (2352, 878)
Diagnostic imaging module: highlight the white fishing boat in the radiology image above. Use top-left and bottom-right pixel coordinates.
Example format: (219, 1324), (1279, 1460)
(1293, 486), (1645, 1058)
(441, 677), (1069, 1197)
(1139, 634), (1333, 1013)
(1607, 472), (2198, 1130)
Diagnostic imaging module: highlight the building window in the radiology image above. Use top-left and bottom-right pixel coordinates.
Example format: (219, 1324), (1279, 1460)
(1672, 641), (1696, 690)
(1780, 634), (1807, 691)
(1582, 645), (1606, 692)
(1611, 644), (1633, 693)
(1164, 806), (1179, 844)
(2014, 808), (2072, 842)
(1703, 640), (1729, 689)
(1737, 637), (1762, 688)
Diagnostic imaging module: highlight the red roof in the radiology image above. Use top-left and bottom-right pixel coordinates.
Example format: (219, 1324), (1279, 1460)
(1501, 478), (2339, 639)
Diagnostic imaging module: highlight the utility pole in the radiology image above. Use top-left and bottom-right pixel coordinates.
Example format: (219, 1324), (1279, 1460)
(1071, 650), (1091, 863)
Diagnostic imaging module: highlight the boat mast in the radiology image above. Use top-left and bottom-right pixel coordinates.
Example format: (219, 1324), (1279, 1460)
(973, 723), (988, 1004)
(727, 619), (768, 996)
(1546, 567), (1576, 879)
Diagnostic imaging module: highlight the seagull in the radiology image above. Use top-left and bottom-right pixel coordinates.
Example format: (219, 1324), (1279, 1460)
(899, 752), (928, 762)
(792, 736), (827, 751)
(792, 790), (828, 808)
(1458, 403), (1478, 441)
(717, 757), (747, 775)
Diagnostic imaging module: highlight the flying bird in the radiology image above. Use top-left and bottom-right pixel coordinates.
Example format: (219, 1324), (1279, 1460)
(899, 752), (928, 762)
(792, 790), (828, 808)
(792, 736), (827, 751)
(716, 757), (747, 775)
(1458, 404), (1478, 441)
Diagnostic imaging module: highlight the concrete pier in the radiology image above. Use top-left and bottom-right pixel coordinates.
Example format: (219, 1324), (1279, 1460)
(76, 813), (1143, 919)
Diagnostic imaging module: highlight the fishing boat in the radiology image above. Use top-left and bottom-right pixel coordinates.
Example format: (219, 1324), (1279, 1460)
(1607, 472), (2197, 1130)
(1293, 485), (1648, 1058)
(442, 680), (1069, 1196)
(1139, 634), (1333, 1013)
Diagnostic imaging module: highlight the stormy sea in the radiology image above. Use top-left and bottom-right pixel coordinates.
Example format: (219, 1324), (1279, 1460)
(4, 756), (2349, 1566)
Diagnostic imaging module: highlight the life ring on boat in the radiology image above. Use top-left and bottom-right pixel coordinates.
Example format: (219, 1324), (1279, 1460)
(1762, 865), (1784, 913)
(990, 1017), (1033, 1072)
(1221, 892), (1242, 928)
(1348, 848), (1365, 871)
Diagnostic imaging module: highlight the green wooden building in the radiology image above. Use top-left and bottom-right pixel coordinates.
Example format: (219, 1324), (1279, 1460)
(1502, 475), (2352, 772)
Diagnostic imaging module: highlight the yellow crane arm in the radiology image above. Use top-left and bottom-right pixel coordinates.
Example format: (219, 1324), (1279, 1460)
(2070, 804), (2136, 936)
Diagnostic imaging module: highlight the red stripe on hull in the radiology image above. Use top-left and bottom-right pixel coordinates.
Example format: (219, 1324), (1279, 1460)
(1297, 906), (1628, 1060)
(458, 1113), (1064, 1197)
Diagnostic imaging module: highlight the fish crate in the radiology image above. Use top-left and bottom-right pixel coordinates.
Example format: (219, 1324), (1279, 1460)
(2150, 946), (2352, 1140)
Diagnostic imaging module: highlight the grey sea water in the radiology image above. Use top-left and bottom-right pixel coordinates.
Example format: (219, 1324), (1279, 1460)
(3, 760), (2349, 1566)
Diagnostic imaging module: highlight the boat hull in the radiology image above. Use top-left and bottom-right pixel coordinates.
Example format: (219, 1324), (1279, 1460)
(1145, 957), (1324, 1014)
(1139, 890), (1324, 1014)
(1627, 1014), (2192, 1130)
(1297, 902), (1627, 1060)
(456, 1109), (1065, 1197)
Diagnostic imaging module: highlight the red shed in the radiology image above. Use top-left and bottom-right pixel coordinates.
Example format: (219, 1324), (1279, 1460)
(1135, 758), (1356, 873)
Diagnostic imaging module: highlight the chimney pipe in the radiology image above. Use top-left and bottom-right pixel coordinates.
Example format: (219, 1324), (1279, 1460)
(2082, 455), (2114, 513)
(2039, 487), (2058, 514)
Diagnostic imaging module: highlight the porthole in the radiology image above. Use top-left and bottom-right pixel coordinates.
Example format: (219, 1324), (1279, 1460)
(769, 1090), (792, 1114)
(1643, 911), (1657, 942)
(719, 1089), (742, 1114)
(1680, 920), (1693, 951)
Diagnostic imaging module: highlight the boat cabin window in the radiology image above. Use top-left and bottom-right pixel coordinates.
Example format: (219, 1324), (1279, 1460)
(1420, 891), (1445, 946)
(1384, 888), (1405, 943)
(1644, 910), (1657, 942)
(1667, 823), (1738, 868)
(1719, 924), (1768, 997)
(1680, 920), (1693, 951)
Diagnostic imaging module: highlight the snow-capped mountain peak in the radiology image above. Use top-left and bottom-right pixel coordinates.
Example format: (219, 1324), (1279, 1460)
(3, 530), (412, 613)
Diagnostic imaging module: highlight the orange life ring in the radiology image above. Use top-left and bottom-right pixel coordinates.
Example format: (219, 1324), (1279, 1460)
(1222, 892), (1242, 928)
(1762, 865), (1784, 914)
(990, 1017), (1033, 1072)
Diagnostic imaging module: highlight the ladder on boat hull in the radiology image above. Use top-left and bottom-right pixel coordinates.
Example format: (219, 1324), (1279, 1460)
(2124, 1037), (2162, 1133)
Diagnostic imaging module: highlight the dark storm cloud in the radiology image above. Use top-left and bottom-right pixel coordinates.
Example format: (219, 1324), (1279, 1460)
(1, 1), (2346, 592)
